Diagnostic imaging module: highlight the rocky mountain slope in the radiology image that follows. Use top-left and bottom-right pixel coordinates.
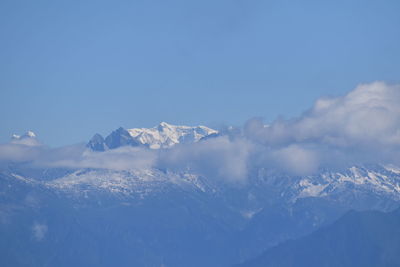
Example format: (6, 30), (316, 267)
(1, 162), (400, 266)
(236, 208), (400, 267)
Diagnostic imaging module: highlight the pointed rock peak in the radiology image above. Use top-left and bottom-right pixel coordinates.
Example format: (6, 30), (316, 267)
(104, 127), (140, 149)
(87, 133), (106, 151)
(113, 127), (131, 135)
(90, 133), (104, 142)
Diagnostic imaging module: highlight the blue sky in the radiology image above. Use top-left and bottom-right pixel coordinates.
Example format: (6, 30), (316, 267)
(1, 0), (399, 146)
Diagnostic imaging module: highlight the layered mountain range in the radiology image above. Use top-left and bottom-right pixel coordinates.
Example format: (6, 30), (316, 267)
(1, 123), (400, 267)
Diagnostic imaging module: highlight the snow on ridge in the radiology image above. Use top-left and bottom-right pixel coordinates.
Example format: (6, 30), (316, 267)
(44, 168), (214, 197)
(6, 164), (400, 203)
(127, 122), (218, 149)
(384, 165), (400, 175)
(297, 179), (328, 199)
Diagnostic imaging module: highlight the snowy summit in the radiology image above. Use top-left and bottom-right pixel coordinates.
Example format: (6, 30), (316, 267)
(87, 122), (218, 151)
(11, 131), (40, 146)
(127, 122), (218, 149)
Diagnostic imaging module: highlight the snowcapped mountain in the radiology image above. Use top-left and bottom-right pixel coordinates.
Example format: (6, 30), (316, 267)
(87, 122), (218, 151)
(127, 122), (218, 149)
(2, 127), (400, 267)
(1, 160), (400, 266)
(12, 130), (36, 140)
(10, 130), (41, 146)
(10, 164), (400, 209)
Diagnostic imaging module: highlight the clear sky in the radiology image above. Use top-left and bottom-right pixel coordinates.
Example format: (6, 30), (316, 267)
(1, 0), (399, 146)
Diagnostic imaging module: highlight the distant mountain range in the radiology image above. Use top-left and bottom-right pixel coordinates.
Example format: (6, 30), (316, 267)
(2, 122), (400, 266)
(86, 122), (218, 151)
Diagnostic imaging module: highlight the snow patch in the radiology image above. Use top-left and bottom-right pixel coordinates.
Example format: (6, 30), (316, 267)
(127, 122), (218, 149)
(298, 179), (327, 198)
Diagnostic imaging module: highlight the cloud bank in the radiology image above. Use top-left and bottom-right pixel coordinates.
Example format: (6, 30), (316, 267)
(245, 81), (400, 147)
(157, 135), (252, 183)
(1, 81), (400, 182)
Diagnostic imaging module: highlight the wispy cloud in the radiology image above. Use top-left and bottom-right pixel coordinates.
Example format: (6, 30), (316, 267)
(0, 143), (45, 162)
(47, 146), (157, 170)
(32, 222), (48, 241)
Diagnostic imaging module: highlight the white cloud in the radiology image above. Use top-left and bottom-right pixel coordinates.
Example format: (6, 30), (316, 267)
(0, 143), (45, 162)
(158, 136), (252, 183)
(32, 222), (48, 241)
(242, 81), (400, 173)
(35, 145), (157, 171)
(249, 81), (400, 147)
(272, 145), (318, 175)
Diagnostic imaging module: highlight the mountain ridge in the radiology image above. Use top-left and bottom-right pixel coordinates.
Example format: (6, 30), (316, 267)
(87, 122), (218, 151)
(1, 160), (400, 266)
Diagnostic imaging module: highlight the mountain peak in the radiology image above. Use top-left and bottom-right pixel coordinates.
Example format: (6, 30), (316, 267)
(87, 122), (218, 151)
(11, 130), (37, 140)
(87, 133), (106, 151)
(104, 127), (141, 150)
(159, 121), (171, 127)
(116, 126), (127, 132)
(10, 131), (40, 146)
(127, 122), (218, 149)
